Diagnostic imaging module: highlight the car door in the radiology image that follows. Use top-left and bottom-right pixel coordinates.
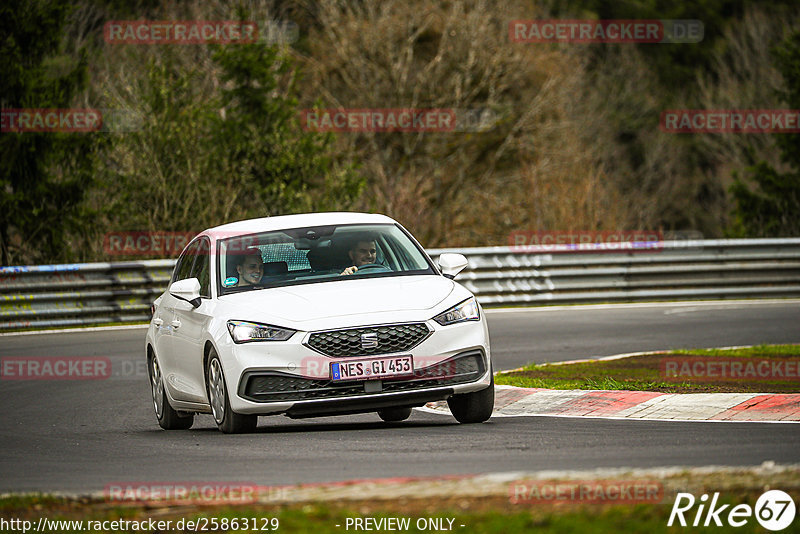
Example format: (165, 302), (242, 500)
(153, 243), (196, 376)
(169, 236), (214, 403)
(158, 239), (202, 402)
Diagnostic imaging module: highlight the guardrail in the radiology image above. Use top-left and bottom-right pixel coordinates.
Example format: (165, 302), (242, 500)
(1, 239), (799, 331)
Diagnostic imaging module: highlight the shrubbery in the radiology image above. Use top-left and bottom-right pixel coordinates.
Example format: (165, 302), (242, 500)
(2, 0), (798, 264)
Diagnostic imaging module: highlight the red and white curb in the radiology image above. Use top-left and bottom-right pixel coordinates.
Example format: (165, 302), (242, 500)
(420, 385), (800, 423)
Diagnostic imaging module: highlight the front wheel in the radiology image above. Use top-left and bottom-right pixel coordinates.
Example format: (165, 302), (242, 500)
(149, 355), (193, 430)
(206, 350), (257, 434)
(447, 370), (494, 424)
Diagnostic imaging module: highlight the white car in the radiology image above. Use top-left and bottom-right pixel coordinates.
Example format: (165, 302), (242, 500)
(145, 212), (493, 433)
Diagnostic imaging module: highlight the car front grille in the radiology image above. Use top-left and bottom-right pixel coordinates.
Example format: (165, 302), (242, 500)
(240, 350), (485, 403)
(305, 323), (432, 357)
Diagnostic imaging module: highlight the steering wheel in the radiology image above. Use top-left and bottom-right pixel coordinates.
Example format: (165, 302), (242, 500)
(353, 263), (391, 273)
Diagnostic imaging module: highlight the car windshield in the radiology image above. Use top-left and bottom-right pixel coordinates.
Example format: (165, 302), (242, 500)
(217, 223), (434, 293)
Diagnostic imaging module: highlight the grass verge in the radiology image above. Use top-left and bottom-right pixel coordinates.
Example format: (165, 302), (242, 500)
(2, 469), (798, 534)
(495, 344), (800, 393)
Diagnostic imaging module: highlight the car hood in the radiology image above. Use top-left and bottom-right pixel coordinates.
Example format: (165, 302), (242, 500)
(218, 275), (457, 324)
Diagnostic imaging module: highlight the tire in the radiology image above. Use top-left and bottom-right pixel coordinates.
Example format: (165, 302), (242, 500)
(377, 407), (412, 422)
(149, 355), (194, 430)
(447, 369), (494, 424)
(206, 350), (257, 434)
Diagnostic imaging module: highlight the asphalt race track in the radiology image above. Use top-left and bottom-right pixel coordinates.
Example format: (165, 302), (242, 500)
(1, 300), (798, 493)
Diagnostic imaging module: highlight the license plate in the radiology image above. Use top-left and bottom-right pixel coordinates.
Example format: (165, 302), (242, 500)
(330, 355), (414, 381)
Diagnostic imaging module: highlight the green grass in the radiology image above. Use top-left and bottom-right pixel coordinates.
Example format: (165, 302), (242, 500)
(0, 497), (785, 533)
(670, 345), (800, 358)
(495, 344), (800, 393)
(3, 472), (798, 534)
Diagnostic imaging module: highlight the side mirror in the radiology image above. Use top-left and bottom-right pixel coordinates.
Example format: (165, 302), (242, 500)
(170, 278), (202, 308)
(438, 253), (469, 279)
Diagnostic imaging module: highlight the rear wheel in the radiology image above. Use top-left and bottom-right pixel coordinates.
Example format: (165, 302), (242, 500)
(377, 407), (412, 422)
(447, 370), (494, 424)
(206, 350), (257, 434)
(149, 355), (193, 430)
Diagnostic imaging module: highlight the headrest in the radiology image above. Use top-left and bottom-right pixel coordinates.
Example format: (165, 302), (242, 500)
(263, 261), (288, 275)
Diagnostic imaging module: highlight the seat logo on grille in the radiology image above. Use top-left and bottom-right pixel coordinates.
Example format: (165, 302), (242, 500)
(361, 332), (379, 349)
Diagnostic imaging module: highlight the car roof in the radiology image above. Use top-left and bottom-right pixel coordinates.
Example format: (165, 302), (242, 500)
(202, 212), (397, 239)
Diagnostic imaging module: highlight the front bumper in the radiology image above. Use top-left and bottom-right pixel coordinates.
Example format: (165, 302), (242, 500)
(241, 348), (485, 399)
(221, 318), (492, 416)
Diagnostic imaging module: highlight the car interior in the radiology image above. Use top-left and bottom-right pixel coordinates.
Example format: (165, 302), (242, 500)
(223, 237), (389, 288)
(218, 224), (437, 293)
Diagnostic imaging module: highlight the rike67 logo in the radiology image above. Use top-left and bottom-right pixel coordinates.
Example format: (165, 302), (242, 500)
(668, 490), (796, 531)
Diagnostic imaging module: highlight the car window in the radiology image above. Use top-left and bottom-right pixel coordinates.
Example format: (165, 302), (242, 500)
(189, 237), (211, 298)
(173, 239), (200, 283)
(218, 223), (434, 293)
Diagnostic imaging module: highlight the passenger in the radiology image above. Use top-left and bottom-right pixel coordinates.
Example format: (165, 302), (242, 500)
(234, 248), (264, 286)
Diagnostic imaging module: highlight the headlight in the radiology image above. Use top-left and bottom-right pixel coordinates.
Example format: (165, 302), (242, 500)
(227, 320), (296, 343)
(433, 297), (480, 326)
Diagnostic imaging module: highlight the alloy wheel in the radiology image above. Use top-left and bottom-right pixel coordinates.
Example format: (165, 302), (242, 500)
(208, 358), (226, 424)
(150, 357), (164, 418)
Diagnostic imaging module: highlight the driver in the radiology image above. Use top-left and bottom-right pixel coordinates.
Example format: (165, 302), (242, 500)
(340, 238), (378, 275)
(234, 248), (264, 286)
